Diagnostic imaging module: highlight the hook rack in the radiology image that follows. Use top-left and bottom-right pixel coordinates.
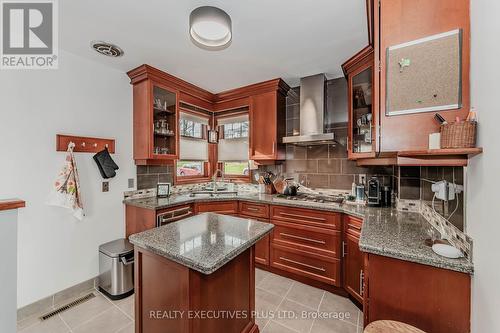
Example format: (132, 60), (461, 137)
(56, 134), (115, 153)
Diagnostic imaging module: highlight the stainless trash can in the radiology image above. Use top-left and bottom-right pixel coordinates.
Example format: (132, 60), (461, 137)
(98, 238), (134, 300)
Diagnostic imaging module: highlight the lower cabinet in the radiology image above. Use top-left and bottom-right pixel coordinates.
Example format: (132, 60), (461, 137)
(195, 201), (238, 215)
(343, 215), (364, 303)
(254, 235), (270, 266)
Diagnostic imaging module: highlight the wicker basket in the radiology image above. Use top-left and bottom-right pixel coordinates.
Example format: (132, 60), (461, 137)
(440, 121), (476, 148)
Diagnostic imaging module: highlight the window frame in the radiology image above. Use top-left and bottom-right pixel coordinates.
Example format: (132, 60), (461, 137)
(174, 109), (213, 185)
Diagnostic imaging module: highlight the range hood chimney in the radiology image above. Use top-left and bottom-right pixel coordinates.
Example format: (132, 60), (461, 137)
(282, 73), (335, 145)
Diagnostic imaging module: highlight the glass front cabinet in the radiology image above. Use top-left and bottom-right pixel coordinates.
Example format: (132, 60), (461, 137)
(343, 46), (377, 160)
(128, 71), (180, 165)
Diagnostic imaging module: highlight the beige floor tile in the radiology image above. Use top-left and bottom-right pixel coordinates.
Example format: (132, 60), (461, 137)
(256, 287), (283, 328)
(285, 281), (325, 310)
(73, 307), (132, 333)
(17, 315), (69, 333)
(116, 322), (135, 333)
(59, 292), (113, 329)
(256, 268), (270, 286)
(113, 295), (135, 319)
(274, 299), (316, 333)
(258, 273), (294, 296)
(319, 292), (360, 326)
(310, 318), (358, 333)
(262, 320), (300, 333)
(256, 316), (270, 330)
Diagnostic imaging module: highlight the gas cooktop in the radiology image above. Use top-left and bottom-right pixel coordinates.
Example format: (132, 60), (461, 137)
(274, 193), (345, 205)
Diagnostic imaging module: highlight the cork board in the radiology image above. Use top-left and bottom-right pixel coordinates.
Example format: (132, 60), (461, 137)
(386, 29), (462, 116)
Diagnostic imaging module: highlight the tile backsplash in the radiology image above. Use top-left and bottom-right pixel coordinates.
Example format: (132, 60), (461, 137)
(395, 166), (465, 231)
(137, 165), (173, 190)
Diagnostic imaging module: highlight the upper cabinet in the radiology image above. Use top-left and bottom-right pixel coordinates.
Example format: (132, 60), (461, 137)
(249, 88), (288, 162)
(343, 46), (376, 160)
(128, 65), (290, 166)
(342, 0), (479, 166)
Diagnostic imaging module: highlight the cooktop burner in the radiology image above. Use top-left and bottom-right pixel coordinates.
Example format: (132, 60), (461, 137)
(275, 193), (344, 204)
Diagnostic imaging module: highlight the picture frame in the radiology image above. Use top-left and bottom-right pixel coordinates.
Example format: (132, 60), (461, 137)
(156, 183), (171, 198)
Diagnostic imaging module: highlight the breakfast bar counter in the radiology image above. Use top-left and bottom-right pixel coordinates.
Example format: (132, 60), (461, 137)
(129, 213), (273, 333)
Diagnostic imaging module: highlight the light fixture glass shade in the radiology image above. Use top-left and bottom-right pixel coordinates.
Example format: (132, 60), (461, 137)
(189, 6), (232, 50)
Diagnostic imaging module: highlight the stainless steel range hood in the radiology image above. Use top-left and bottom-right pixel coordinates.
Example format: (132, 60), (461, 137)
(282, 74), (335, 145)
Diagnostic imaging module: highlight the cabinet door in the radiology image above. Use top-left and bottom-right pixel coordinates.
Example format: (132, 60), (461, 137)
(195, 201), (238, 215)
(348, 62), (376, 159)
(344, 232), (363, 303)
(255, 235), (270, 266)
(250, 92), (277, 160)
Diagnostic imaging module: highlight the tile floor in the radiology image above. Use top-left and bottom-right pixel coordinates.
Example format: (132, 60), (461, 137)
(17, 269), (363, 333)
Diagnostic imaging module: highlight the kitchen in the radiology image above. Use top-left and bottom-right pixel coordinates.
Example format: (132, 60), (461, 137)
(0, 1), (498, 333)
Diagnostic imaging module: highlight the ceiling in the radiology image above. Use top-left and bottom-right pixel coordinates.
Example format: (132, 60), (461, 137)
(60, 1), (368, 92)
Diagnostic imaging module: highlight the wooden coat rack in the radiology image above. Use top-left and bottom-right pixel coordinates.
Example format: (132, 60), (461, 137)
(56, 134), (115, 153)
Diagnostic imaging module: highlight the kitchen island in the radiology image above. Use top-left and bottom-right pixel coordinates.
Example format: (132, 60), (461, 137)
(128, 212), (274, 333)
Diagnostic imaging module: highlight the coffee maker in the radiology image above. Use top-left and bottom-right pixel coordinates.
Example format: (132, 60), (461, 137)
(367, 177), (381, 207)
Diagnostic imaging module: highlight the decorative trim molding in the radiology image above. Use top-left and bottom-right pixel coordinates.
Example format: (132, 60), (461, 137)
(0, 199), (25, 212)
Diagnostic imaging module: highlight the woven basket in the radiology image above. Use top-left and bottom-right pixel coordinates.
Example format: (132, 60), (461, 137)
(440, 121), (476, 148)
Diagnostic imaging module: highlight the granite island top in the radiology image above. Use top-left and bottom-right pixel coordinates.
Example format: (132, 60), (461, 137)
(124, 192), (473, 274)
(129, 213), (274, 274)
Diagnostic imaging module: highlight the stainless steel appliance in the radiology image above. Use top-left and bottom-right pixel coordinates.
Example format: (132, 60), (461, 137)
(156, 205), (194, 227)
(367, 177), (381, 207)
(381, 186), (392, 207)
(98, 239), (134, 300)
(274, 193), (344, 207)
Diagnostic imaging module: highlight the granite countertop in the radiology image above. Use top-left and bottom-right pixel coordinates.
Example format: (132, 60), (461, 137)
(129, 213), (274, 274)
(124, 193), (473, 274)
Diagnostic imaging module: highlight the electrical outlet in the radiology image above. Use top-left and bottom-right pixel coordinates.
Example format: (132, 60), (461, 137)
(128, 178), (135, 189)
(359, 174), (366, 185)
(102, 181), (109, 192)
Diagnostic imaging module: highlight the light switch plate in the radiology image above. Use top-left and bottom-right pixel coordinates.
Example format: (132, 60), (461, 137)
(102, 181), (109, 192)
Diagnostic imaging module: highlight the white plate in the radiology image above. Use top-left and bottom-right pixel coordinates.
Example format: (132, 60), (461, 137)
(432, 243), (464, 259)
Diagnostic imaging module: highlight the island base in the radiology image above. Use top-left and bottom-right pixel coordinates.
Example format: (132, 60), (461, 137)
(134, 246), (259, 333)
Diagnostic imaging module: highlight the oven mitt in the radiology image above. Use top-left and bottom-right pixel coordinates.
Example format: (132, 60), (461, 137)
(93, 147), (119, 179)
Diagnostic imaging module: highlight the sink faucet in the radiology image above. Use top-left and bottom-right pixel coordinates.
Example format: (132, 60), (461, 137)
(212, 169), (224, 192)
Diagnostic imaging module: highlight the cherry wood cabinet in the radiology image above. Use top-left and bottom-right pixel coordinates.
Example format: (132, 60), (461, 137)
(195, 201), (238, 215)
(249, 90), (287, 162)
(343, 215), (364, 303)
(238, 202), (271, 266)
(364, 254), (471, 333)
(270, 205), (341, 230)
(343, 46), (377, 160)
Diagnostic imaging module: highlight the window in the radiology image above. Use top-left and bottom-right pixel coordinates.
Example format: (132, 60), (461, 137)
(223, 121), (249, 139)
(177, 112), (209, 181)
(180, 118), (204, 139)
(223, 161), (249, 176)
(217, 113), (250, 179)
(177, 160), (204, 177)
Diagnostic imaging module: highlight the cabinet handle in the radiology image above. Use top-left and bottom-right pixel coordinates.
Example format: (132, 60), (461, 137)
(349, 223), (362, 231)
(246, 207), (260, 212)
(279, 212), (327, 222)
(360, 270), (365, 296)
(279, 256), (326, 272)
(272, 141), (275, 155)
(342, 241), (347, 257)
(280, 232), (326, 245)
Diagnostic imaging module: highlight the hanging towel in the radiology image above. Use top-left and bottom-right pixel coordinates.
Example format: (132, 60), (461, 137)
(93, 147), (119, 179)
(47, 142), (84, 220)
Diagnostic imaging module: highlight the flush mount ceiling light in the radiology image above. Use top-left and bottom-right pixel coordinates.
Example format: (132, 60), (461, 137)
(91, 41), (124, 57)
(189, 6), (232, 50)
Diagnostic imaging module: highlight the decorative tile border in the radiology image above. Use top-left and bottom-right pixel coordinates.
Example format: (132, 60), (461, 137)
(420, 203), (473, 260)
(396, 198), (421, 213)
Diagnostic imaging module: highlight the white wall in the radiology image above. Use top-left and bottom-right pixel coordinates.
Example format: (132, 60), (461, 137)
(0, 50), (134, 307)
(468, 1), (500, 332)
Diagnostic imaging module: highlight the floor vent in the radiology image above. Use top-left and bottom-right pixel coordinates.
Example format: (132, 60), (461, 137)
(40, 293), (95, 321)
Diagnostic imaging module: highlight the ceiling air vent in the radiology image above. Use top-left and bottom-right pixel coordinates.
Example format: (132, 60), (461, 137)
(91, 41), (124, 57)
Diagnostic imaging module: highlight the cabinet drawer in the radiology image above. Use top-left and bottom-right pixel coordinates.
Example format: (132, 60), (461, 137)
(271, 244), (341, 286)
(195, 201), (238, 215)
(239, 201), (269, 219)
(272, 221), (341, 258)
(271, 205), (341, 230)
(344, 215), (363, 236)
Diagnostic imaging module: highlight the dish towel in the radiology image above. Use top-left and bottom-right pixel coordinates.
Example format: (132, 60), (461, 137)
(47, 142), (84, 220)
